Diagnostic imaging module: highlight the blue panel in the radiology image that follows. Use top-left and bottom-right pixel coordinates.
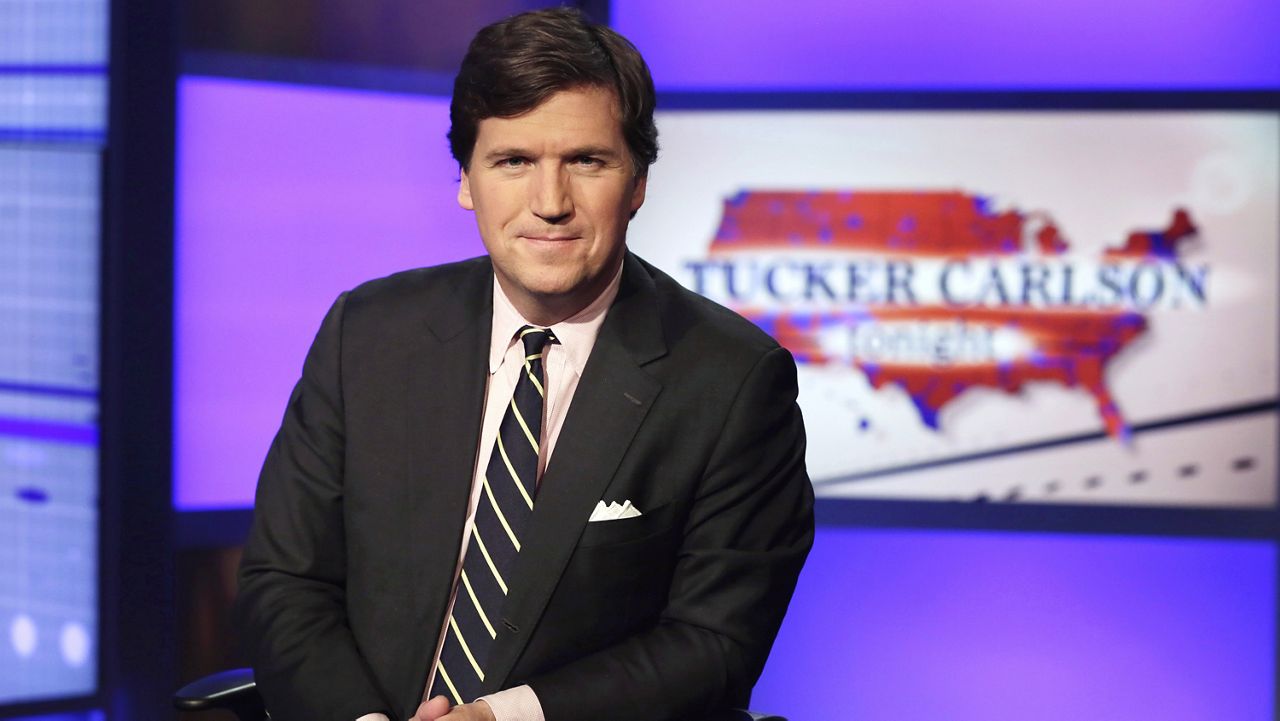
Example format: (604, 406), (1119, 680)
(613, 0), (1280, 90)
(0, 0), (107, 141)
(173, 76), (483, 510)
(752, 528), (1276, 721)
(0, 141), (101, 716)
(0, 0), (103, 708)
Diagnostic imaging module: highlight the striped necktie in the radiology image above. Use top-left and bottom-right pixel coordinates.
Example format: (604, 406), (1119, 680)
(431, 325), (555, 705)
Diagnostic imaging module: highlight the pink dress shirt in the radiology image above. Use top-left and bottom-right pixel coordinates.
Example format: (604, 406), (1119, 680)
(359, 265), (620, 721)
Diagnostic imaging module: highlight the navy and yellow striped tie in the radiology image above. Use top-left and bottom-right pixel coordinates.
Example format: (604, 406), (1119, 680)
(431, 325), (555, 705)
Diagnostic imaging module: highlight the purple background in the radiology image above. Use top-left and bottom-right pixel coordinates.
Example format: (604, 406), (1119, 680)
(613, 0), (1280, 90)
(174, 77), (482, 509)
(752, 529), (1276, 721)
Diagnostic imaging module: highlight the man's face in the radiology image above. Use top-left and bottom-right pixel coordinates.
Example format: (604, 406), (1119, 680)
(459, 86), (647, 325)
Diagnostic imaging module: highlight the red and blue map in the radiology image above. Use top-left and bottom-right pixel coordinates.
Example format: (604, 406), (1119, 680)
(704, 191), (1200, 441)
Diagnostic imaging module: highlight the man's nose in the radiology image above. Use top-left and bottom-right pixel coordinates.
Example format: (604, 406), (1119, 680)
(530, 165), (572, 223)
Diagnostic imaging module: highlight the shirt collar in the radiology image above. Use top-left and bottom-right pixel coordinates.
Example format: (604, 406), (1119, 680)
(488, 263), (623, 376)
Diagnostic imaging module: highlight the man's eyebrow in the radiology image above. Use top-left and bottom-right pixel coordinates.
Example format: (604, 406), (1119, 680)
(481, 147), (531, 161)
(482, 145), (623, 163)
(564, 145), (620, 158)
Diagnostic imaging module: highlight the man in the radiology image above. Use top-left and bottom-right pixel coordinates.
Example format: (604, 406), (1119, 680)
(235, 8), (813, 721)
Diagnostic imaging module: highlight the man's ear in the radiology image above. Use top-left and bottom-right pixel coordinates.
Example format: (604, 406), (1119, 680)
(458, 167), (474, 210)
(629, 173), (647, 214)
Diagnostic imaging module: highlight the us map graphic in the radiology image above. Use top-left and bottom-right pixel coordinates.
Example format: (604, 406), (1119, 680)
(690, 191), (1204, 442)
(643, 110), (1280, 509)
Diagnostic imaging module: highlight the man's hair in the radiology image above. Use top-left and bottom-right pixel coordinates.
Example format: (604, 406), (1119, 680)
(449, 7), (659, 176)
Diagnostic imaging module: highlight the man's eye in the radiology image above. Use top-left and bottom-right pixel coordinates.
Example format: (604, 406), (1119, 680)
(574, 156), (602, 167)
(500, 157), (527, 168)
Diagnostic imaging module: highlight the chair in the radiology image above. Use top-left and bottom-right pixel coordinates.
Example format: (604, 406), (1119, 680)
(174, 668), (786, 720)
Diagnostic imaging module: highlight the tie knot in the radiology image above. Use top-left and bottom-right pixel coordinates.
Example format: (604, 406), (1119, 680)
(518, 326), (556, 357)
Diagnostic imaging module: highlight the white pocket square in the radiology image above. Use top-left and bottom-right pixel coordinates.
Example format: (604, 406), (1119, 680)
(588, 500), (643, 522)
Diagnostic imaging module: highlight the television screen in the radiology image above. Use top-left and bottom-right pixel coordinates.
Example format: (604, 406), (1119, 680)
(0, 146), (101, 710)
(629, 109), (1278, 509)
(0, 0), (106, 708)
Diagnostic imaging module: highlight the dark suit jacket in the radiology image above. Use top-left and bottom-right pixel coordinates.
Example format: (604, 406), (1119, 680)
(235, 253), (814, 721)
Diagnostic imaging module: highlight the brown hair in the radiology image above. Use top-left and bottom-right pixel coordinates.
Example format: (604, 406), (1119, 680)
(448, 7), (659, 176)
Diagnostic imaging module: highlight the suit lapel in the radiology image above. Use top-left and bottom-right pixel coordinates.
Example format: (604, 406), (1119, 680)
(399, 261), (493, 714)
(483, 254), (667, 691)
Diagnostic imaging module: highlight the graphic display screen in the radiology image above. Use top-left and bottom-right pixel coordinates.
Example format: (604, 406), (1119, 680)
(629, 110), (1278, 508)
(0, 142), (101, 711)
(0, 0), (106, 707)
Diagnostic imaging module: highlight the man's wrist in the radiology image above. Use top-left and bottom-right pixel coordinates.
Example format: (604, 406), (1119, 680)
(477, 684), (544, 721)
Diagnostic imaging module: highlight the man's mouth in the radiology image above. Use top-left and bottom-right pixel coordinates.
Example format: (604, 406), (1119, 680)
(520, 233), (581, 242)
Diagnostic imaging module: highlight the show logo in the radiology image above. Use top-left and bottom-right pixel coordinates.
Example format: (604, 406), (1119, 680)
(685, 191), (1208, 441)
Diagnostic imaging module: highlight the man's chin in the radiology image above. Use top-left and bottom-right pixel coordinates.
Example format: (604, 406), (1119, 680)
(526, 283), (585, 307)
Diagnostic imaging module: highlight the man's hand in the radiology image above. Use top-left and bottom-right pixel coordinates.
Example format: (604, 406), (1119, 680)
(411, 696), (496, 721)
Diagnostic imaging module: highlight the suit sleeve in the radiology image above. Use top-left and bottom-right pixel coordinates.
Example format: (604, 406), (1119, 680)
(234, 293), (394, 721)
(527, 346), (815, 721)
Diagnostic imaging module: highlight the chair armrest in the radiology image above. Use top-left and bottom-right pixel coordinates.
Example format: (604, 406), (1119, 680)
(173, 668), (266, 720)
(720, 711), (787, 721)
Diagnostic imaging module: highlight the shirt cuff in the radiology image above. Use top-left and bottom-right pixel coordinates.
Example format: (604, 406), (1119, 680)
(479, 684), (544, 721)
(355, 715), (391, 721)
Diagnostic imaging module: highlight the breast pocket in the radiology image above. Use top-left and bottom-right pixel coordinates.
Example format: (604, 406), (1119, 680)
(575, 500), (680, 549)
